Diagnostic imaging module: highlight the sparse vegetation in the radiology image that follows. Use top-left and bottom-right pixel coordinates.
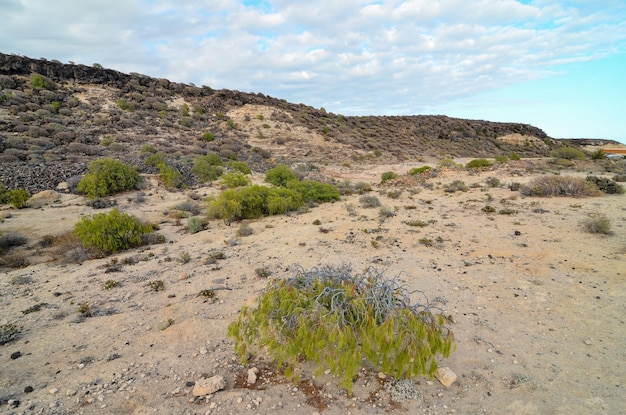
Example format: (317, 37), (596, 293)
(586, 176), (624, 194)
(444, 180), (468, 193)
(520, 176), (601, 197)
(187, 216), (208, 234)
(74, 209), (154, 253)
(0, 323), (20, 345)
(409, 166), (432, 176)
(359, 194), (381, 208)
(228, 265), (454, 393)
(148, 280), (165, 292)
(583, 213), (612, 234)
(77, 158), (141, 199)
(550, 147), (586, 160)
(0, 187), (31, 208)
(466, 158), (491, 168)
(381, 171), (399, 183)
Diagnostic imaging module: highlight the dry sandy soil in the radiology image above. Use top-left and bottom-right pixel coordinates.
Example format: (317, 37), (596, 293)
(1, 159), (625, 415)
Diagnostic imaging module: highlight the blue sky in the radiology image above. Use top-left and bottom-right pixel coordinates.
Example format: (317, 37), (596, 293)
(2, 0), (625, 142)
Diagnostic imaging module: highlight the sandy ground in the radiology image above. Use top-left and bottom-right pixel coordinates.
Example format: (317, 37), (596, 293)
(1, 160), (625, 415)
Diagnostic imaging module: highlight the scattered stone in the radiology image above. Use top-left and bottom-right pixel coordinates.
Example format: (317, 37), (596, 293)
(8, 399), (20, 408)
(24, 386), (34, 393)
(178, 273), (189, 281)
(192, 376), (225, 397)
(185, 381), (196, 387)
(10, 351), (22, 359)
(66, 390), (77, 397)
(584, 339), (592, 345)
(435, 367), (457, 387)
(247, 367), (259, 385)
(48, 387), (59, 395)
(377, 372), (387, 380)
(156, 319), (174, 330)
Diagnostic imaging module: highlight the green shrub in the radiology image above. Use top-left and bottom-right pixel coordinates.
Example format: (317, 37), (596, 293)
(466, 158), (491, 168)
(115, 98), (135, 111)
(227, 160), (252, 174)
(381, 171), (398, 183)
(74, 209), (153, 253)
(589, 149), (606, 160)
(520, 176), (601, 197)
(437, 158), (458, 168)
(409, 166), (432, 176)
(509, 152), (521, 161)
(287, 180), (340, 204)
(157, 163), (186, 189)
(201, 132), (215, 142)
(265, 164), (299, 187)
(77, 159), (140, 199)
(494, 155), (508, 163)
(228, 265), (454, 393)
(192, 153), (224, 182)
(29, 73), (53, 90)
(187, 216), (208, 234)
(485, 177), (501, 188)
(140, 144), (158, 154)
(0, 188), (31, 209)
(220, 171), (251, 188)
(583, 213), (612, 234)
(549, 147), (586, 160)
(144, 152), (166, 167)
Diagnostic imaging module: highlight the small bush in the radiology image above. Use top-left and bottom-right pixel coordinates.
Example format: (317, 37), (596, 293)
(494, 155), (508, 163)
(228, 265), (454, 393)
(589, 149), (606, 160)
(509, 152), (521, 161)
(265, 164), (299, 187)
(0, 323), (19, 345)
(148, 280), (165, 292)
(221, 171), (252, 188)
(466, 158), (491, 168)
(485, 177), (501, 188)
(0, 188), (31, 209)
(444, 180), (468, 193)
(157, 163), (186, 189)
(583, 213), (611, 234)
(409, 166), (432, 176)
(187, 216), (208, 234)
(381, 171), (398, 184)
(586, 176), (625, 195)
(74, 209), (153, 253)
(549, 147), (586, 160)
(287, 180), (340, 204)
(227, 160), (252, 174)
(30, 73), (53, 90)
(437, 158), (459, 168)
(520, 176), (601, 197)
(193, 154), (224, 182)
(140, 144), (158, 154)
(359, 194), (381, 208)
(237, 222), (254, 237)
(0, 232), (27, 253)
(115, 98), (135, 111)
(77, 159), (140, 199)
(201, 132), (215, 142)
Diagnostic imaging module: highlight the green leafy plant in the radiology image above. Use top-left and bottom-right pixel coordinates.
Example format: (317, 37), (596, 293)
(187, 216), (208, 234)
(103, 279), (119, 290)
(201, 132), (215, 142)
(265, 164), (299, 187)
(466, 158), (491, 168)
(115, 98), (135, 111)
(0, 188), (31, 209)
(29, 73), (53, 90)
(192, 153), (224, 182)
(409, 166), (432, 176)
(228, 265), (454, 393)
(509, 152), (521, 161)
(549, 147), (586, 160)
(381, 171), (399, 184)
(74, 209), (153, 253)
(227, 160), (252, 174)
(77, 159), (140, 199)
(148, 280), (165, 292)
(221, 171), (252, 188)
(157, 163), (186, 189)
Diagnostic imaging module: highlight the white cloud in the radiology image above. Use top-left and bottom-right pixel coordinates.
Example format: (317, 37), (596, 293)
(1, 0), (625, 125)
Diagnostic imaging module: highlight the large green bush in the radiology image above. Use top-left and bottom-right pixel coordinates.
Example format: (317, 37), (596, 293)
(466, 158), (491, 168)
(77, 159), (140, 199)
(287, 180), (340, 203)
(192, 153), (224, 182)
(265, 164), (299, 187)
(220, 171), (251, 188)
(74, 209), (153, 253)
(0, 186), (31, 209)
(549, 147), (586, 160)
(228, 265), (455, 393)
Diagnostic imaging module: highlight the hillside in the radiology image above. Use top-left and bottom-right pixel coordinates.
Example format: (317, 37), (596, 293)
(1, 52), (565, 193)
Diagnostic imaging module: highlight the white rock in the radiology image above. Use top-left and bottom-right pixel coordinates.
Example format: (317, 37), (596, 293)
(192, 376), (226, 397)
(435, 367), (457, 387)
(48, 388), (59, 395)
(247, 367), (259, 384)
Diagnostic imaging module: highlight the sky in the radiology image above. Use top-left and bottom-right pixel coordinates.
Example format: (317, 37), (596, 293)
(1, 0), (625, 142)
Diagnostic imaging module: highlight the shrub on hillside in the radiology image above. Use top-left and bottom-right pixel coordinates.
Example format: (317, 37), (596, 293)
(192, 154), (224, 182)
(227, 160), (252, 174)
(585, 176), (625, 194)
(287, 180), (340, 204)
(265, 164), (299, 187)
(549, 147), (586, 160)
(519, 176), (601, 197)
(381, 171), (399, 183)
(74, 209), (153, 253)
(77, 158), (140, 199)
(228, 265), (455, 393)
(0, 187), (31, 209)
(157, 163), (186, 189)
(466, 158), (491, 168)
(583, 213), (612, 235)
(220, 171), (251, 188)
(409, 166), (432, 176)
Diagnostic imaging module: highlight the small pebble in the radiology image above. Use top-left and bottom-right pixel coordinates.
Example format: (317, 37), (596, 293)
(24, 386), (34, 393)
(10, 351), (22, 359)
(49, 388), (59, 395)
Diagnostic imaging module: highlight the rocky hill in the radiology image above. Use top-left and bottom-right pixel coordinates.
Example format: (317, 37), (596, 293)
(1, 52), (566, 192)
